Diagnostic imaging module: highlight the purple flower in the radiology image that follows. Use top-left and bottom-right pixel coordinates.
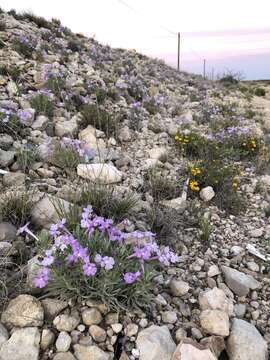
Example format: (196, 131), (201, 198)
(123, 271), (141, 284)
(34, 267), (51, 288)
(50, 218), (66, 237)
(83, 262), (97, 276)
(17, 222), (39, 242)
(95, 254), (115, 270)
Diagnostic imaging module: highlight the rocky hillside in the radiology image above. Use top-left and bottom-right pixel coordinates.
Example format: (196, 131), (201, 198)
(0, 8), (270, 360)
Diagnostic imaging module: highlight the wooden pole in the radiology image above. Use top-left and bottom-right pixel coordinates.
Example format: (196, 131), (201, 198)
(177, 32), (180, 71)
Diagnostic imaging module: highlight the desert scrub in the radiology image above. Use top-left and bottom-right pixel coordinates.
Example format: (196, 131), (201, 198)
(30, 91), (54, 118)
(254, 87), (266, 97)
(77, 183), (138, 222)
(13, 35), (37, 58)
(0, 20), (6, 31)
(16, 145), (41, 172)
(19, 206), (178, 310)
(143, 168), (181, 202)
(0, 190), (34, 227)
(80, 104), (118, 137)
(188, 160), (245, 213)
(51, 138), (91, 170)
(20, 11), (52, 29)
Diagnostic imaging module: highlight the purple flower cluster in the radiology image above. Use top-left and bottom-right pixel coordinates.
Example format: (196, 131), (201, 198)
(42, 63), (66, 81)
(18, 205), (179, 290)
(0, 108), (15, 123)
(61, 137), (95, 161)
(18, 35), (37, 49)
(18, 109), (34, 126)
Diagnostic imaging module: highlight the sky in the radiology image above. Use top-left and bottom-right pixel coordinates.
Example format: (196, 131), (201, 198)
(1, 0), (270, 79)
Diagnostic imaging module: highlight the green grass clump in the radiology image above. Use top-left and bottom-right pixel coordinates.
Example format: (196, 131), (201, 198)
(144, 169), (180, 202)
(0, 190), (34, 227)
(254, 87), (266, 97)
(51, 144), (82, 170)
(30, 94), (54, 118)
(16, 146), (41, 173)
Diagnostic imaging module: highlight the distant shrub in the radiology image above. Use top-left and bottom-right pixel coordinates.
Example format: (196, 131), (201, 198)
(20, 11), (52, 29)
(30, 93), (54, 118)
(254, 87), (266, 97)
(22, 207), (178, 310)
(67, 39), (81, 52)
(0, 65), (21, 82)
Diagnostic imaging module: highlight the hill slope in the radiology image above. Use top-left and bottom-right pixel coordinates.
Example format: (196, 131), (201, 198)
(0, 9), (270, 360)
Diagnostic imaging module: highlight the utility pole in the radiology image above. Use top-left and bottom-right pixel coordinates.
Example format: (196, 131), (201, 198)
(203, 59), (206, 79)
(177, 32), (180, 72)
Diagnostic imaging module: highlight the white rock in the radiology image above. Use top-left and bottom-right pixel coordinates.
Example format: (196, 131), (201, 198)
(53, 315), (80, 332)
(148, 147), (167, 162)
(161, 197), (186, 212)
(221, 266), (260, 296)
(170, 279), (190, 296)
(0, 327), (40, 360)
(172, 340), (217, 360)
(227, 319), (268, 360)
(1, 295), (44, 328)
(199, 287), (233, 316)
(56, 331), (71, 352)
(77, 163), (122, 184)
(31, 195), (71, 228)
(200, 186), (215, 202)
(73, 344), (110, 360)
(40, 329), (55, 350)
(82, 308), (102, 326)
(200, 310), (230, 337)
(136, 325), (176, 360)
(0, 323), (9, 348)
(55, 118), (78, 137)
(207, 265), (220, 277)
(79, 125), (106, 150)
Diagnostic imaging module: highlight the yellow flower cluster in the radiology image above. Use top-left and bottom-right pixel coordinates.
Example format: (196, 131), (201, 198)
(189, 180), (200, 192)
(191, 167), (201, 176)
(242, 138), (257, 152)
(175, 133), (189, 145)
(232, 178), (240, 189)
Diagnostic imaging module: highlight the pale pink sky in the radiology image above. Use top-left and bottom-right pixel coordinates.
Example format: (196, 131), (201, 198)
(2, 0), (270, 71)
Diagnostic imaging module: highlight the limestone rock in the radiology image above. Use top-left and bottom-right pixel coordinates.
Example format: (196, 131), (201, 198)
(227, 319), (268, 360)
(2, 172), (26, 187)
(200, 310), (229, 337)
(161, 197), (186, 212)
(55, 118), (78, 137)
(1, 295), (44, 328)
(73, 344), (110, 360)
(221, 266), (260, 296)
(200, 186), (215, 202)
(77, 163), (122, 184)
(40, 329), (55, 350)
(0, 222), (17, 242)
(89, 325), (107, 342)
(56, 331), (71, 352)
(0, 323), (9, 348)
(53, 352), (76, 360)
(136, 325), (176, 360)
(0, 327), (40, 360)
(148, 147), (167, 162)
(41, 298), (68, 321)
(53, 314), (80, 332)
(172, 340), (217, 360)
(199, 287), (233, 316)
(0, 150), (15, 167)
(79, 125), (106, 150)
(82, 308), (102, 326)
(31, 195), (71, 228)
(170, 279), (190, 297)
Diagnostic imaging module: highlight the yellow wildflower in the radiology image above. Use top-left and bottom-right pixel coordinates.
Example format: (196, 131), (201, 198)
(189, 180), (200, 192)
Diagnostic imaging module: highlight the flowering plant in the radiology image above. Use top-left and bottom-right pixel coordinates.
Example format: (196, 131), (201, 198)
(20, 206), (178, 309)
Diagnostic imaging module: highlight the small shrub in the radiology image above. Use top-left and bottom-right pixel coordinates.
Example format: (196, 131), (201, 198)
(0, 190), (34, 227)
(80, 104), (118, 136)
(67, 39), (81, 52)
(51, 143), (83, 170)
(46, 77), (66, 97)
(21, 12), (52, 29)
(21, 207), (178, 310)
(30, 93), (54, 118)
(78, 183), (138, 222)
(188, 160), (245, 214)
(254, 87), (266, 97)
(0, 112), (24, 138)
(13, 36), (37, 58)
(144, 169), (180, 202)
(16, 145), (41, 172)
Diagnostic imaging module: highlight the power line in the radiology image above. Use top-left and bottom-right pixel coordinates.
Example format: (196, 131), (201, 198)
(116, 0), (177, 36)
